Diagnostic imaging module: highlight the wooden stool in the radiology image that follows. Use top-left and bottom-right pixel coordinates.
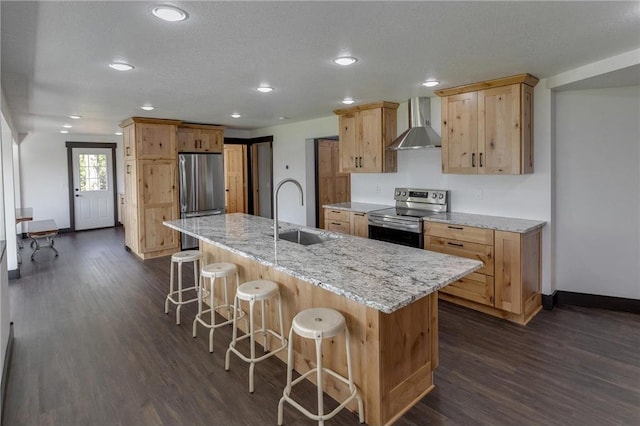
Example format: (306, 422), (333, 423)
(278, 307), (364, 425)
(193, 262), (245, 353)
(164, 250), (201, 325)
(225, 280), (287, 393)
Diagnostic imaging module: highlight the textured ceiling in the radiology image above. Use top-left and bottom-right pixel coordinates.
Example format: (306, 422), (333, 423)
(2, 1), (639, 136)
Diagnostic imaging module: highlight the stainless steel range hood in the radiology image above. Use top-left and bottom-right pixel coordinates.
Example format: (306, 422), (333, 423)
(387, 97), (441, 150)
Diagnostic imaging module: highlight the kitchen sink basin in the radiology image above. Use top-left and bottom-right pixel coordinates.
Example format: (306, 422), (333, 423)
(278, 229), (331, 246)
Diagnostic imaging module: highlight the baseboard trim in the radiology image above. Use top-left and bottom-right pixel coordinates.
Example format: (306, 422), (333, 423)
(556, 291), (639, 314)
(542, 291), (557, 310)
(7, 269), (19, 280)
(1, 322), (15, 424)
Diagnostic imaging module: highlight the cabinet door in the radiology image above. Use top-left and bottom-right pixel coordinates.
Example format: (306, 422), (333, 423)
(478, 84), (521, 174)
(177, 128), (198, 152)
(350, 212), (369, 238)
(441, 92), (478, 174)
(325, 219), (350, 234)
(494, 231), (522, 314)
(123, 160), (138, 252)
(224, 144), (247, 213)
(359, 108), (383, 172)
(123, 124), (136, 159)
(139, 160), (178, 253)
(198, 129), (223, 153)
(426, 236), (494, 276)
(339, 113), (359, 172)
(439, 273), (495, 306)
(136, 123), (177, 159)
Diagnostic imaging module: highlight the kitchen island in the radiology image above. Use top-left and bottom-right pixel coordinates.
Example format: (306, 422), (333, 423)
(164, 213), (482, 425)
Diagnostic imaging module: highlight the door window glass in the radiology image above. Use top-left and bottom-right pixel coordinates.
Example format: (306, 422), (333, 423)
(78, 154), (108, 191)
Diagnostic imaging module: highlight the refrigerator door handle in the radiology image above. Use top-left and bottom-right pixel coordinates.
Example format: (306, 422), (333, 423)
(179, 155), (187, 213)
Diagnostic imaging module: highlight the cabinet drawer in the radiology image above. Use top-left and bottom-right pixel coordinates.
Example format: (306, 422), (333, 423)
(325, 209), (350, 222)
(425, 222), (494, 245)
(324, 219), (350, 235)
(439, 273), (494, 306)
(426, 236), (494, 276)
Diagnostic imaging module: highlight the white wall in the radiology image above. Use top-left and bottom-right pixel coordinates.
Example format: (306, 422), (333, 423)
(1, 114), (18, 271)
(555, 86), (640, 299)
(20, 132), (122, 228)
(251, 116), (338, 226)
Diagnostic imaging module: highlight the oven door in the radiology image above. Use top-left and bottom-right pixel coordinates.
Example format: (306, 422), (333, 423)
(368, 225), (424, 249)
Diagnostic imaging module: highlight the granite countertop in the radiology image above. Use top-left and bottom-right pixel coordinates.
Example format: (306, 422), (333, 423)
(425, 212), (546, 233)
(322, 202), (392, 213)
(164, 214), (481, 314)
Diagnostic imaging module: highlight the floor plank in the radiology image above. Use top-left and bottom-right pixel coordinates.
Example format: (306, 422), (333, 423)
(4, 227), (640, 425)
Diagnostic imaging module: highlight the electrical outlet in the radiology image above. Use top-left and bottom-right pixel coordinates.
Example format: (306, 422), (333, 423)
(475, 189), (483, 200)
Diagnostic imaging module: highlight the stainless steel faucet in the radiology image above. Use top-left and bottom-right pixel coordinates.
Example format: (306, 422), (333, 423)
(273, 178), (304, 241)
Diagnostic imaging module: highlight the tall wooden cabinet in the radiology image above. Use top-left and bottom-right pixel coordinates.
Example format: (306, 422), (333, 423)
(120, 117), (181, 260)
(333, 101), (399, 173)
(436, 74), (538, 175)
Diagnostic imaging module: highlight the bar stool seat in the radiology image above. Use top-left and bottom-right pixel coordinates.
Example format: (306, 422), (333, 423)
(278, 307), (364, 425)
(193, 262), (245, 353)
(225, 280), (287, 393)
(164, 250), (201, 325)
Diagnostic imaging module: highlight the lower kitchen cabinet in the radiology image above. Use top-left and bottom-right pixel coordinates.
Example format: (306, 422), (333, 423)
(425, 221), (541, 325)
(323, 208), (369, 238)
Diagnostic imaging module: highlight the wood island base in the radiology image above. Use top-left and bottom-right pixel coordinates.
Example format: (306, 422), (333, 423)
(200, 241), (438, 426)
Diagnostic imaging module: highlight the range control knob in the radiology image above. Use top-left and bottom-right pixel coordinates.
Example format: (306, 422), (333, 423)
(395, 191), (401, 196)
(432, 193), (437, 199)
(401, 191), (407, 196)
(439, 193), (444, 199)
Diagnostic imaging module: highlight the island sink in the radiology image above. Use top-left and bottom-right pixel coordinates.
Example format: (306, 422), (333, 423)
(278, 229), (330, 246)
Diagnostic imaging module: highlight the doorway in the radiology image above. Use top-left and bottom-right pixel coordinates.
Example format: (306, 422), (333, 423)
(223, 144), (248, 213)
(250, 141), (273, 218)
(66, 142), (117, 231)
(315, 138), (350, 228)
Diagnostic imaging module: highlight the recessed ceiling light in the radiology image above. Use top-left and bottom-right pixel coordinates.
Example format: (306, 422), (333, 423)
(422, 80), (440, 88)
(257, 86), (274, 93)
(68, 115), (82, 119)
(333, 56), (358, 66)
(115, 132), (123, 136)
(279, 116), (288, 120)
(109, 62), (135, 71)
(141, 105), (155, 111)
(152, 5), (189, 22)
(62, 124), (72, 129)
(231, 113), (241, 118)
(342, 97), (355, 105)
(60, 130), (69, 134)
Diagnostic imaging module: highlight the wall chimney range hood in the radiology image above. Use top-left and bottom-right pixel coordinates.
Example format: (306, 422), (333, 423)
(387, 97), (441, 150)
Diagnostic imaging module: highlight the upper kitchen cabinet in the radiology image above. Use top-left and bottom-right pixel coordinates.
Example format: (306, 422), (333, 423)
(120, 117), (181, 160)
(334, 101), (399, 173)
(178, 124), (224, 153)
(436, 74), (538, 175)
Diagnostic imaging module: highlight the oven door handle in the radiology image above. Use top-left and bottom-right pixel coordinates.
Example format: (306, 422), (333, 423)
(368, 217), (421, 233)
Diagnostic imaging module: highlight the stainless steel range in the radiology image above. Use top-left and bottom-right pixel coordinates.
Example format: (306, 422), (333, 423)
(368, 188), (450, 248)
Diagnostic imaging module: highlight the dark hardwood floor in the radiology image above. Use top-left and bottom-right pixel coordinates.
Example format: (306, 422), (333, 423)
(4, 227), (640, 426)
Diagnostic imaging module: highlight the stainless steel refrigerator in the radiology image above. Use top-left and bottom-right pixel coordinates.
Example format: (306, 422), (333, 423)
(179, 153), (225, 249)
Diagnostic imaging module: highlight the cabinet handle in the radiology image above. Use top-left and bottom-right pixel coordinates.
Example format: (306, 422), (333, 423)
(126, 165), (131, 174)
(447, 225), (464, 230)
(331, 210), (341, 214)
(447, 242), (464, 247)
(479, 153), (483, 167)
(354, 213), (365, 216)
(472, 153), (476, 167)
(126, 147), (130, 156)
(331, 222), (342, 226)
(359, 156), (363, 168)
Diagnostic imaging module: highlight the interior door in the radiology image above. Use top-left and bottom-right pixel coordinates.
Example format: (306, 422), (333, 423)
(72, 147), (115, 230)
(223, 144), (248, 213)
(317, 139), (350, 228)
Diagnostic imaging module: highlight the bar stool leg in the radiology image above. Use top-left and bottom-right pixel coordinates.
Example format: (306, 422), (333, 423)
(165, 260), (175, 315)
(248, 298), (256, 393)
(224, 294), (240, 371)
(277, 294), (286, 348)
(209, 276), (217, 353)
(315, 338), (325, 426)
(261, 299), (268, 352)
(345, 327), (365, 423)
(277, 326), (296, 426)
(176, 262), (183, 325)
(193, 274), (203, 338)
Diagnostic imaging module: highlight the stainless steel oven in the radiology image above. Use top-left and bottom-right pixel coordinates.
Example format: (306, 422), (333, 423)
(368, 188), (450, 249)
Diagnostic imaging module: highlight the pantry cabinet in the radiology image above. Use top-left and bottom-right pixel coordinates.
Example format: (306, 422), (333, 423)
(425, 221), (542, 325)
(120, 117), (181, 259)
(436, 74), (538, 175)
(334, 101), (399, 173)
(177, 124), (224, 153)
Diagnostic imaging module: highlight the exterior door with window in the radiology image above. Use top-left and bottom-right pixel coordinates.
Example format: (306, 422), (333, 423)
(72, 148), (115, 230)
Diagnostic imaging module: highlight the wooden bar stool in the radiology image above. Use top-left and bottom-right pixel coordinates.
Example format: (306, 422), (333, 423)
(164, 250), (201, 325)
(225, 280), (287, 393)
(193, 262), (245, 353)
(278, 307), (364, 426)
